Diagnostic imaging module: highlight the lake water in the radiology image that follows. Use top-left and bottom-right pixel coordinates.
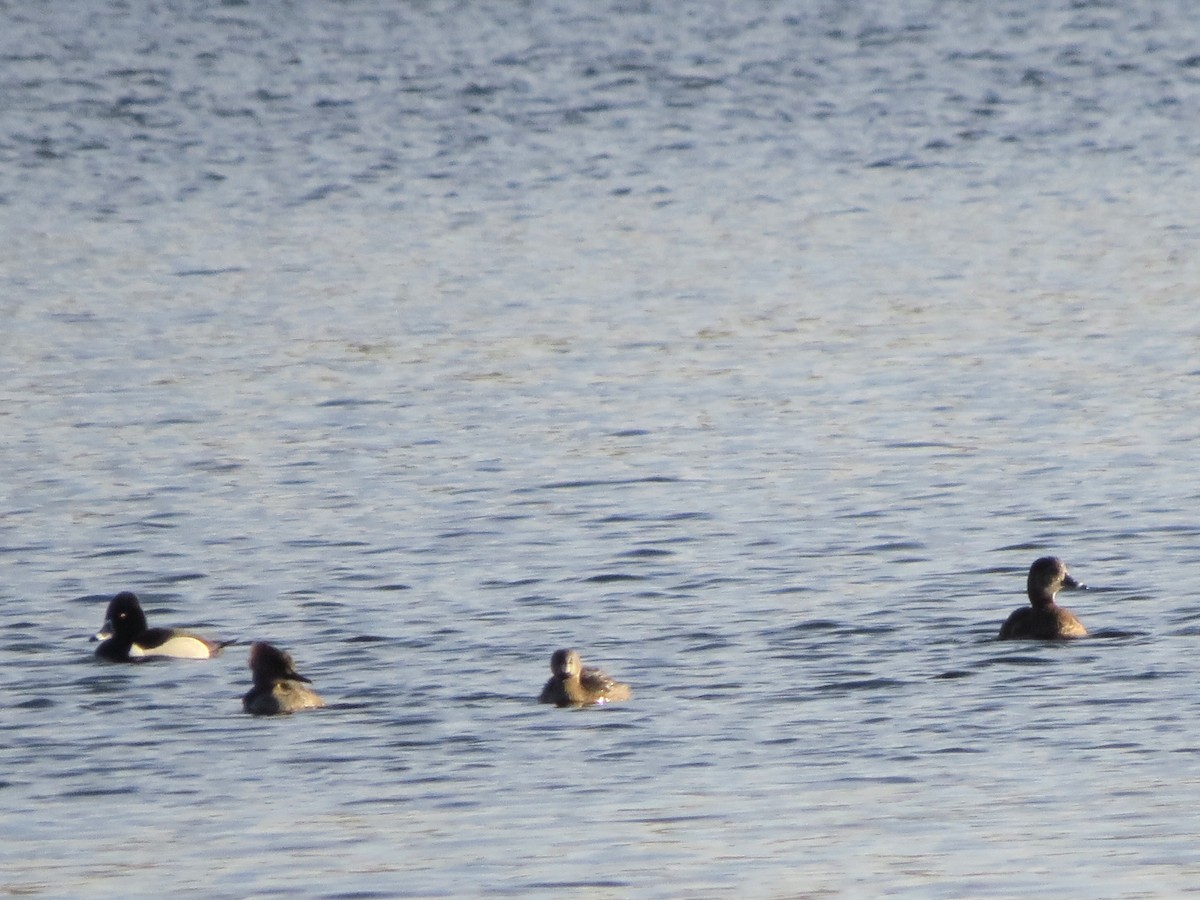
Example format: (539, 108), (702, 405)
(4, 1), (1200, 896)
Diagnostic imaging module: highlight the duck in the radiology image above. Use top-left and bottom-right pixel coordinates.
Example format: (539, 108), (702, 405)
(998, 556), (1087, 640)
(242, 642), (326, 715)
(92, 591), (230, 661)
(538, 648), (631, 707)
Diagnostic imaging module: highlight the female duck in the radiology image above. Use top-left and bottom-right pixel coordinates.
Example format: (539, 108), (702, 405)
(998, 556), (1087, 640)
(538, 648), (631, 707)
(242, 642), (326, 715)
(93, 591), (228, 661)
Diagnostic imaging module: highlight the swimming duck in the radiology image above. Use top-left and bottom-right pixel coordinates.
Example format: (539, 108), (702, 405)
(242, 641), (326, 715)
(998, 556), (1087, 640)
(538, 648), (631, 707)
(92, 591), (229, 661)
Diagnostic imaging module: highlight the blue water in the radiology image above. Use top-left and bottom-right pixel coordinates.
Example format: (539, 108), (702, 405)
(4, 1), (1200, 895)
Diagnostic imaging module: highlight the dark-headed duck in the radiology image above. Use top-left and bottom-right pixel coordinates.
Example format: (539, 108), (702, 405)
(242, 642), (326, 715)
(538, 648), (631, 707)
(998, 556), (1087, 640)
(92, 591), (229, 661)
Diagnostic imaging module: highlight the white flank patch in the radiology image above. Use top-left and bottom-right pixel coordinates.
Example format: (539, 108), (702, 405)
(133, 635), (213, 660)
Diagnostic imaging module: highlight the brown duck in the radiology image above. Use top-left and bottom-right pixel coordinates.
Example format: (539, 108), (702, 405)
(998, 556), (1087, 640)
(242, 642), (326, 715)
(538, 648), (631, 707)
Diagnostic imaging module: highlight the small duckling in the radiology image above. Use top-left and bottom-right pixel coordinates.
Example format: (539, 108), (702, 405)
(998, 556), (1087, 640)
(92, 591), (229, 661)
(242, 642), (326, 715)
(538, 648), (631, 707)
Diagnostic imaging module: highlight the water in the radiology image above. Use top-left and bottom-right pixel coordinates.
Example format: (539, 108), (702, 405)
(3, 0), (1200, 895)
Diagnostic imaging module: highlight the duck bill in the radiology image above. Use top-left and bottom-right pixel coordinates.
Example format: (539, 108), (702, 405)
(92, 621), (114, 642)
(1062, 575), (1084, 591)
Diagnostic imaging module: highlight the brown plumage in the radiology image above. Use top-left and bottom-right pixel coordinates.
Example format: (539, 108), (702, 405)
(242, 642), (326, 715)
(998, 556), (1087, 640)
(539, 648), (631, 707)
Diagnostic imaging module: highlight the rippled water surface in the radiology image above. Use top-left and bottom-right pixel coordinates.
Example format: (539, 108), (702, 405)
(4, 1), (1200, 896)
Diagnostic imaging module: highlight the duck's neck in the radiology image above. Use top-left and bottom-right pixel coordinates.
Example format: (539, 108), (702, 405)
(561, 674), (587, 702)
(1028, 591), (1057, 609)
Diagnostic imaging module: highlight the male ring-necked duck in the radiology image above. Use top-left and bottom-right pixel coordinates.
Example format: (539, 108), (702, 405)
(538, 648), (631, 707)
(242, 641), (326, 715)
(998, 556), (1087, 640)
(92, 591), (230, 661)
